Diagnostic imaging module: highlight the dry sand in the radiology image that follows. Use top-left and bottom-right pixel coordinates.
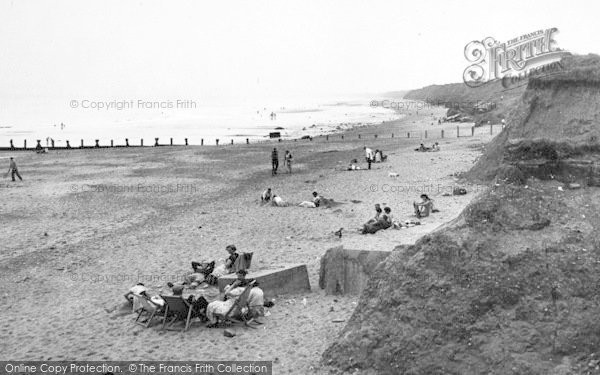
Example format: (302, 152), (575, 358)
(0, 109), (501, 373)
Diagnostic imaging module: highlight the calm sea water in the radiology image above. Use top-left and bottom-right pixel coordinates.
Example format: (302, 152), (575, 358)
(0, 95), (400, 147)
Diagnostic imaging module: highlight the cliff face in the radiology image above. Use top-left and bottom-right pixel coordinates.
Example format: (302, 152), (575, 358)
(467, 54), (600, 184)
(322, 55), (600, 375)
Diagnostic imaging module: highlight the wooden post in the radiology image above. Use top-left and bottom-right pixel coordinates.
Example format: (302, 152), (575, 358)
(170, 138), (173, 146)
(24, 140), (27, 149)
(456, 126), (459, 137)
(471, 126), (475, 136)
(80, 139), (84, 148)
(141, 139), (143, 147)
(441, 130), (444, 138)
(490, 124), (493, 135)
(111, 140), (114, 147)
(155, 138), (159, 146)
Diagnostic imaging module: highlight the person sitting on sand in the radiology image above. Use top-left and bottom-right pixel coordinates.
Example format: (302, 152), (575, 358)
(261, 188), (272, 203)
(381, 207), (394, 228)
(271, 194), (289, 207)
(365, 204), (382, 225)
(298, 191), (321, 208)
(375, 149), (382, 163)
(413, 194), (434, 218)
(415, 143), (429, 152)
(431, 142), (440, 151)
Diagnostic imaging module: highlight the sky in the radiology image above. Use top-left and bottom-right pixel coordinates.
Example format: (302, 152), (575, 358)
(0, 0), (599, 104)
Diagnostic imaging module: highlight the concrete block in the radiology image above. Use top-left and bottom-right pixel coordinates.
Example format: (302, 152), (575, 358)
(218, 264), (310, 298)
(319, 246), (391, 295)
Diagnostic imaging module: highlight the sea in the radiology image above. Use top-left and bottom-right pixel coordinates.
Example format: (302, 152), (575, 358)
(0, 94), (402, 147)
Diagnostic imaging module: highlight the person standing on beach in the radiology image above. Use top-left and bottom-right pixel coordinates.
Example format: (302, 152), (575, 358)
(284, 150), (292, 174)
(364, 146), (373, 170)
(7, 157), (22, 182)
(271, 148), (279, 175)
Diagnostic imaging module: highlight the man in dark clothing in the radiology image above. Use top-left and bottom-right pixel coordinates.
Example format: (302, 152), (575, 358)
(271, 148), (279, 175)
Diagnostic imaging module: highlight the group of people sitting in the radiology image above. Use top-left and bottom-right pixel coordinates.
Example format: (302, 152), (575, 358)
(359, 194), (437, 234)
(124, 244), (269, 328)
(415, 142), (440, 152)
(261, 188), (331, 208)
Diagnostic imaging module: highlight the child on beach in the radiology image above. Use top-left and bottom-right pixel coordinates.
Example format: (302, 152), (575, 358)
(284, 151), (293, 173)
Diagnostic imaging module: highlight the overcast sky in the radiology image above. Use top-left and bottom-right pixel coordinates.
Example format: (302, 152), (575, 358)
(0, 0), (598, 103)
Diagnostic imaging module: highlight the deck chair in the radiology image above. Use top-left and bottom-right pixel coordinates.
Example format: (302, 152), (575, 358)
(134, 294), (163, 328)
(233, 252), (253, 273)
(215, 280), (258, 329)
(160, 295), (202, 332)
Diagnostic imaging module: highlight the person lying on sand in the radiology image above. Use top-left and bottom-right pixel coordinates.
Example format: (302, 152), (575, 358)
(347, 162), (361, 170)
(205, 270), (265, 327)
(261, 188), (272, 203)
(414, 194), (434, 218)
(271, 194), (289, 207)
(298, 191), (321, 208)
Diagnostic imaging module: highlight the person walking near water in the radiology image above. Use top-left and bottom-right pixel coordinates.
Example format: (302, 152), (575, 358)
(271, 147), (279, 175)
(7, 157), (23, 181)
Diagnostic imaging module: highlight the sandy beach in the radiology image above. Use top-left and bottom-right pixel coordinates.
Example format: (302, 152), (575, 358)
(0, 109), (501, 373)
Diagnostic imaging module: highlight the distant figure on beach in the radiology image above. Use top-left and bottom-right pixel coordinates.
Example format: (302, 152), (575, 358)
(284, 150), (293, 173)
(271, 148), (279, 175)
(271, 194), (289, 207)
(298, 191), (321, 208)
(431, 142), (440, 151)
(414, 194), (434, 218)
(7, 157), (23, 182)
(365, 204), (382, 225)
(364, 146), (373, 169)
(361, 206), (392, 234)
(261, 188), (272, 202)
